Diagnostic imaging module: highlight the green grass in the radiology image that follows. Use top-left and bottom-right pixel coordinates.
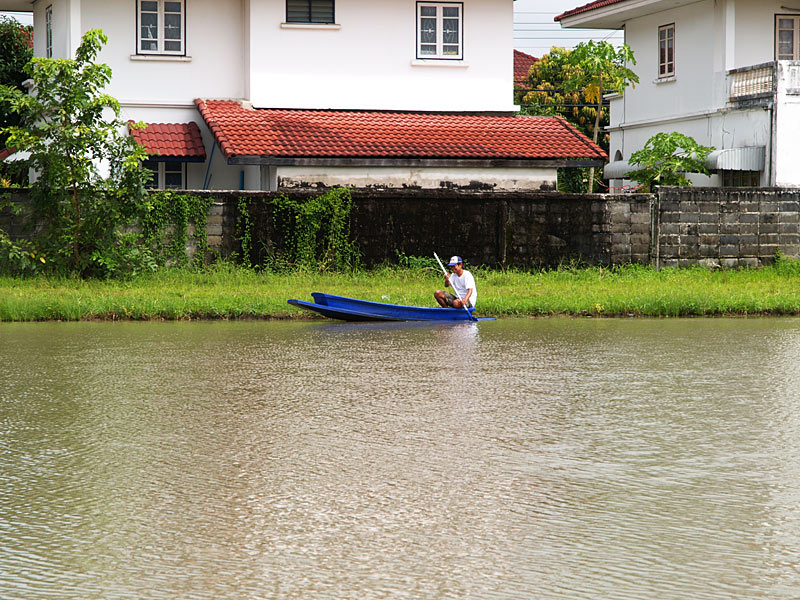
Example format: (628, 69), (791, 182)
(1, 260), (800, 321)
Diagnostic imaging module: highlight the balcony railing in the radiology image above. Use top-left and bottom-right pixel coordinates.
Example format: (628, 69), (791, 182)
(729, 62), (774, 102)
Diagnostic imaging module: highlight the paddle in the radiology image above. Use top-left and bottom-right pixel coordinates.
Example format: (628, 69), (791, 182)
(434, 252), (478, 322)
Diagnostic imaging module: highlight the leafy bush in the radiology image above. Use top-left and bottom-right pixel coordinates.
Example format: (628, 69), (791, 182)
(626, 132), (714, 192)
(0, 30), (151, 278)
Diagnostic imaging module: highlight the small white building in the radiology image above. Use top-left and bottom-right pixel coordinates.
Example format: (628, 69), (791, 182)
(2, 0), (606, 191)
(557, 0), (800, 188)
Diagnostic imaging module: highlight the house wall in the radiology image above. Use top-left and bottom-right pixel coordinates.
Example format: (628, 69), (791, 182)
(33, 0), (70, 58)
(605, 0), (778, 186)
(621, 0), (718, 126)
(41, 0), (515, 113)
(247, 0), (515, 112)
(736, 1), (784, 67)
(275, 166), (557, 191)
(774, 62), (800, 187)
(85, 0), (246, 106)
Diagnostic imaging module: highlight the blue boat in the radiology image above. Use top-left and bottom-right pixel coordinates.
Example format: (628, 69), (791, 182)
(288, 292), (495, 322)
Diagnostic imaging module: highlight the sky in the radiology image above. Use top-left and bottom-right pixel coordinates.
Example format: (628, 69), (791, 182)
(513, 0), (624, 58)
(3, 3), (623, 60)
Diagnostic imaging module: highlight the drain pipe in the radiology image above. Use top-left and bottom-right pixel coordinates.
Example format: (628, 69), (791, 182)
(767, 99), (774, 186)
(202, 142), (216, 190)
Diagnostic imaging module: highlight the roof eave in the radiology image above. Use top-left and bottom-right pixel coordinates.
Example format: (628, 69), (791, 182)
(557, 0), (700, 29)
(558, 11), (627, 30)
(227, 156), (606, 168)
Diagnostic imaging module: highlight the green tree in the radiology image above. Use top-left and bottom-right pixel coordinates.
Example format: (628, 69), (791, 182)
(564, 41), (638, 192)
(0, 16), (33, 184)
(0, 29), (151, 277)
(626, 132), (715, 192)
(518, 47), (608, 149)
(518, 42), (638, 192)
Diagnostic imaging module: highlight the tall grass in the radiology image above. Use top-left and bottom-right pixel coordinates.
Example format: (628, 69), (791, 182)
(1, 259), (800, 321)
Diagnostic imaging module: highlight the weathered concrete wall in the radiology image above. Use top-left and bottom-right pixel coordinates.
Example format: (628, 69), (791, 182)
(219, 189), (654, 268)
(655, 188), (800, 268)
(0, 190), (30, 240)
(4, 187), (800, 269)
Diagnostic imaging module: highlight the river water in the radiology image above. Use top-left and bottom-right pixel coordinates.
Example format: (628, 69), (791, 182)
(1, 318), (799, 600)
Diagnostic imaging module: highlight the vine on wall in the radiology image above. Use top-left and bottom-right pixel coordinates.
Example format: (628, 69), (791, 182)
(237, 187), (360, 271)
(271, 187), (359, 271)
(236, 195), (253, 269)
(140, 191), (214, 268)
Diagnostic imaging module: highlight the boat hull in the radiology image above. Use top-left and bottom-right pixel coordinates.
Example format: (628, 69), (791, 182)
(287, 292), (494, 322)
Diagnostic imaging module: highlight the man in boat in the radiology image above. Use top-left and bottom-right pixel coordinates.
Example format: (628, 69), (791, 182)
(434, 256), (477, 309)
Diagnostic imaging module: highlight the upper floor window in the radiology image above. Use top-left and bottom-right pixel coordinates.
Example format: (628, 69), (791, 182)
(286, 0), (334, 24)
(45, 5), (53, 58)
(417, 2), (463, 60)
(658, 24), (675, 78)
(137, 0), (185, 55)
(776, 15), (800, 60)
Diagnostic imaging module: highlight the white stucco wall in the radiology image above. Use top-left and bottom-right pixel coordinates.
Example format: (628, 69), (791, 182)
(39, 0), (515, 112)
(735, 1), (786, 67)
(602, 0), (783, 186)
(621, 0), (719, 126)
(276, 166), (557, 191)
(83, 0), (245, 106)
(774, 62), (800, 187)
(247, 0), (516, 112)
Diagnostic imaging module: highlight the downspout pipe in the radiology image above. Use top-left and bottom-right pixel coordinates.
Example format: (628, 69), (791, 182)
(202, 142), (216, 190)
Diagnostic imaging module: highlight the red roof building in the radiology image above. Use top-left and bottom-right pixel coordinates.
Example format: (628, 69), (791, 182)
(194, 99), (605, 191)
(514, 50), (537, 87)
(195, 99), (604, 163)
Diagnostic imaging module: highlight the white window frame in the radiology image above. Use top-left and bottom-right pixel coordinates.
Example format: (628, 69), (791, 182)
(416, 2), (463, 60)
(45, 5), (53, 58)
(658, 23), (675, 78)
(136, 0), (186, 56)
(144, 160), (186, 190)
(776, 15), (800, 60)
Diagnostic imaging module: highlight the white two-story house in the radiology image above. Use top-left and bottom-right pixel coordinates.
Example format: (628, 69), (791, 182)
(557, 0), (800, 188)
(1, 0), (606, 191)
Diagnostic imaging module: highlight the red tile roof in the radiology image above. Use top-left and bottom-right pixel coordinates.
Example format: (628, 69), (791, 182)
(514, 50), (537, 86)
(555, 0), (627, 21)
(0, 147), (14, 162)
(194, 99), (606, 162)
(128, 121), (206, 159)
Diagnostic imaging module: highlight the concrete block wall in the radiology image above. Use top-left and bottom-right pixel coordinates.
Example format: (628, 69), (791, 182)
(193, 189), (656, 268)
(4, 187), (800, 269)
(655, 188), (800, 268)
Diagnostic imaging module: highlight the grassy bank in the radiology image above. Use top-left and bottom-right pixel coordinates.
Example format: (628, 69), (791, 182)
(2, 260), (800, 321)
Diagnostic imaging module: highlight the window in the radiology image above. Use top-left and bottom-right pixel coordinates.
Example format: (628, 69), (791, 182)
(658, 24), (675, 77)
(286, 0), (334, 24)
(45, 5), (53, 58)
(144, 160), (185, 189)
(722, 170), (760, 187)
(776, 15), (800, 60)
(417, 2), (463, 59)
(137, 0), (185, 55)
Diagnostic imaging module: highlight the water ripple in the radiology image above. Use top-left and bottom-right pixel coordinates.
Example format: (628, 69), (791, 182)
(1, 319), (800, 599)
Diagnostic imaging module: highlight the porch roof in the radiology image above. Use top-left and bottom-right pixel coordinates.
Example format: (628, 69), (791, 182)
(194, 99), (606, 168)
(128, 121), (206, 162)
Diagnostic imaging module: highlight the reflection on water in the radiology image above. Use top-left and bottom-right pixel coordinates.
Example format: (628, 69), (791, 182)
(1, 319), (800, 599)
